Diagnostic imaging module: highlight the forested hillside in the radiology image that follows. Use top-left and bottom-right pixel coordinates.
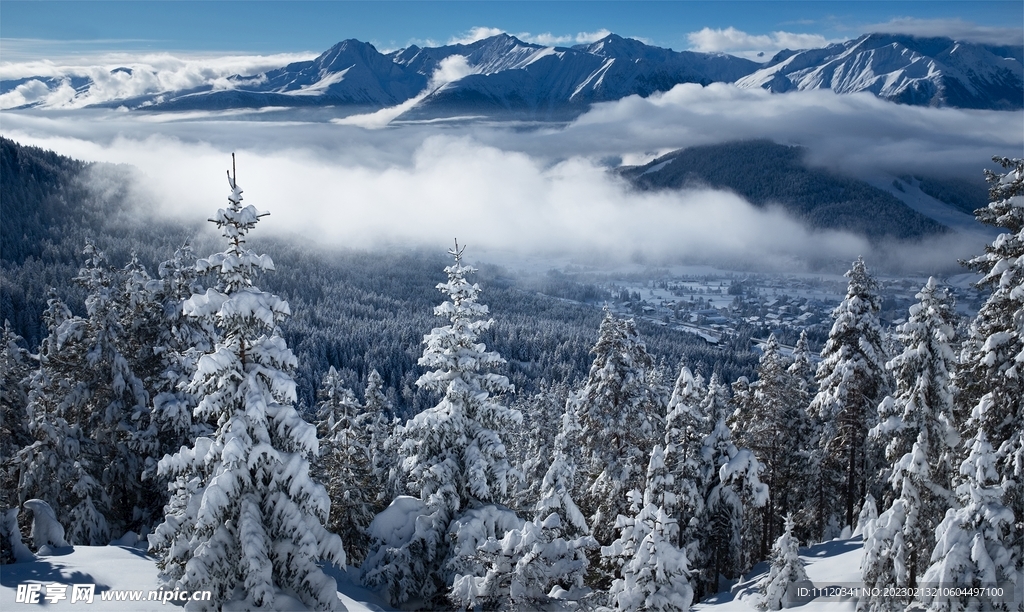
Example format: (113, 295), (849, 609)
(619, 140), (951, 240)
(0, 137), (756, 413)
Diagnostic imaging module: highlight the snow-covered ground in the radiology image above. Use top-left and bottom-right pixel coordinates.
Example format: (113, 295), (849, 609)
(695, 537), (863, 612)
(1, 536), (866, 611)
(0, 543), (394, 611)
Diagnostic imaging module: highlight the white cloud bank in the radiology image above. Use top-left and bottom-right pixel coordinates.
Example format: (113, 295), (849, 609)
(864, 17), (1024, 47)
(686, 27), (842, 61)
(447, 26), (613, 47)
(2, 82), (1018, 273)
(0, 51), (316, 109)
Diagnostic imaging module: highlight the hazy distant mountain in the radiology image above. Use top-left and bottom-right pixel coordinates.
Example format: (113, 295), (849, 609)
(618, 140), (955, 240)
(3, 32), (1020, 116)
(735, 33), (1023, 110)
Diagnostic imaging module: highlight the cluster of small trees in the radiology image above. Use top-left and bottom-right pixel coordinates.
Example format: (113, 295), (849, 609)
(1, 156), (1021, 612)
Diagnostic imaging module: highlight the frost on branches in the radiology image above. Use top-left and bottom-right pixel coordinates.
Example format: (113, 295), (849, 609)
(147, 159), (344, 611)
(959, 157), (1024, 567)
(362, 241), (521, 607)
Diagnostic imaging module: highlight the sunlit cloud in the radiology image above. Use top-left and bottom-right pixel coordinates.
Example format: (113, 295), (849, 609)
(444, 26), (615, 48)
(447, 27), (507, 45)
(686, 27), (844, 61)
(862, 17), (1024, 47)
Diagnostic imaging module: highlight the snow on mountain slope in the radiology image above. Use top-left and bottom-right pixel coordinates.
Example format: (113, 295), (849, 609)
(402, 33), (760, 119)
(736, 33), (1023, 110)
(3, 32), (1020, 115)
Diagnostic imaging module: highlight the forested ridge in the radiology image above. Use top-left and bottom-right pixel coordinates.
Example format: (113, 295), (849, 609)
(1, 138), (1020, 612)
(619, 140), (977, 240)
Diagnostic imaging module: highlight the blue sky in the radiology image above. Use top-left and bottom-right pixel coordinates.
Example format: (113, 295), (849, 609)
(1, 0), (1022, 61)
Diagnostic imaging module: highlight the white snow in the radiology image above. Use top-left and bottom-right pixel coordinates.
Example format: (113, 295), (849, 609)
(0, 545), (392, 611)
(695, 537), (865, 612)
(23, 499), (69, 548)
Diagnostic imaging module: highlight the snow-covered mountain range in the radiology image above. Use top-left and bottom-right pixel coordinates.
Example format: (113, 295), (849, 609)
(736, 33), (1024, 110)
(2, 32), (1021, 117)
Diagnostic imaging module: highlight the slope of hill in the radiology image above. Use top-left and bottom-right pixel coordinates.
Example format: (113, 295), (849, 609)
(735, 33), (1024, 110)
(618, 140), (952, 241)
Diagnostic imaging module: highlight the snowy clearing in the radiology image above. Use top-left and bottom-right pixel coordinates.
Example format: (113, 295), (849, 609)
(0, 544), (393, 612)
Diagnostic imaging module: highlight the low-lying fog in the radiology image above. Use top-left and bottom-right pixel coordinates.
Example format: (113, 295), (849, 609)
(2, 82), (1019, 275)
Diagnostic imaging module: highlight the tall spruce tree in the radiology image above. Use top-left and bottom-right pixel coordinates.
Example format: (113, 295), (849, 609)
(148, 158), (344, 610)
(362, 241), (521, 607)
(602, 445), (694, 612)
(922, 429), (1016, 612)
(574, 311), (662, 544)
(701, 374), (769, 593)
(809, 257), (890, 534)
(867, 278), (959, 590)
(19, 247), (155, 543)
(734, 335), (812, 559)
(315, 365), (375, 565)
(957, 157), (1024, 570)
(0, 321), (32, 513)
(663, 362), (711, 591)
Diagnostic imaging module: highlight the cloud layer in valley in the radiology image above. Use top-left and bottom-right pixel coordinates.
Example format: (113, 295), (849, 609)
(0, 51), (317, 109)
(1, 81), (1018, 274)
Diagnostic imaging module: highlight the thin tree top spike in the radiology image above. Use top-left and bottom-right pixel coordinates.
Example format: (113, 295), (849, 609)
(450, 238), (466, 261)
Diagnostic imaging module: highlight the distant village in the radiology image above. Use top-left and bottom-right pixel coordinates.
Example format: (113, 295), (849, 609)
(598, 270), (983, 353)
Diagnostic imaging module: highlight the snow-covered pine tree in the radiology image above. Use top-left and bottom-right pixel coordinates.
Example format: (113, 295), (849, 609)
(19, 246), (154, 543)
(701, 374), (769, 594)
(142, 242), (218, 479)
(809, 257), (890, 536)
(787, 330), (823, 541)
(921, 428), (1016, 612)
(602, 445), (694, 612)
(0, 321), (32, 511)
(869, 278), (959, 586)
(362, 241), (521, 607)
(510, 380), (570, 514)
(574, 310), (662, 544)
(450, 412), (597, 612)
(315, 365), (375, 565)
(758, 514), (808, 611)
(734, 335), (812, 560)
(536, 404), (590, 538)
(147, 158), (344, 611)
(363, 368), (397, 511)
(663, 362), (711, 593)
(957, 156), (1024, 570)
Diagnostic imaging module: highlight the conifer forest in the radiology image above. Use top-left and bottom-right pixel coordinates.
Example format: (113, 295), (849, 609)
(1, 129), (1021, 612)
